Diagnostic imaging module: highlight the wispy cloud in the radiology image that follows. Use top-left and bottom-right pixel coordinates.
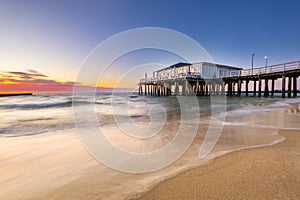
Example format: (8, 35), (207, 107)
(0, 69), (133, 93)
(0, 69), (76, 93)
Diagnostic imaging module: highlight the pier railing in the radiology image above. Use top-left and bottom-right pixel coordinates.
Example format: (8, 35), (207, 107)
(140, 61), (300, 83)
(237, 60), (300, 77)
(220, 60), (300, 78)
(140, 74), (187, 83)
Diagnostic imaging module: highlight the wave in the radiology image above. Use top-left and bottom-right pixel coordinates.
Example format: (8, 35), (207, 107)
(0, 122), (75, 137)
(0, 100), (87, 110)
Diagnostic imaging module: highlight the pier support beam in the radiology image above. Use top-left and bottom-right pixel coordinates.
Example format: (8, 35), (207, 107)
(210, 82), (214, 96)
(190, 81), (194, 95)
(165, 85), (169, 96)
(228, 83), (233, 96)
(264, 79), (269, 97)
(165, 85), (167, 96)
(237, 79), (242, 96)
(209, 84), (213, 96)
(245, 80), (249, 96)
(182, 81), (186, 96)
(166, 85), (169, 96)
(221, 83), (225, 96)
(226, 83), (230, 96)
(258, 79), (262, 97)
(288, 76), (292, 98)
(293, 76), (297, 97)
(205, 85), (209, 96)
(282, 74), (286, 98)
(158, 85), (161, 96)
(196, 81), (200, 95)
(175, 81), (179, 96)
(271, 79), (275, 96)
(253, 80), (257, 96)
(231, 82), (234, 96)
(185, 80), (189, 96)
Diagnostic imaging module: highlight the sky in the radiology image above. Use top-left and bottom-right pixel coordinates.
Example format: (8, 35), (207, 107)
(0, 0), (299, 92)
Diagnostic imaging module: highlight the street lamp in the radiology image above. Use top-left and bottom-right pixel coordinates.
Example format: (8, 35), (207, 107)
(264, 56), (268, 72)
(251, 53), (255, 75)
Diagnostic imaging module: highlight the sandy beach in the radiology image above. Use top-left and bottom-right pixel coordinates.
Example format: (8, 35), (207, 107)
(137, 130), (300, 200)
(0, 129), (299, 200)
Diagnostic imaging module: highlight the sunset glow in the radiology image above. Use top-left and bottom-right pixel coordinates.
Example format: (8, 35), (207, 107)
(0, 70), (74, 93)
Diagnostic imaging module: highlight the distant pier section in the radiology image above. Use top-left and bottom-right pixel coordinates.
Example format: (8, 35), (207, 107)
(0, 93), (33, 97)
(138, 61), (300, 98)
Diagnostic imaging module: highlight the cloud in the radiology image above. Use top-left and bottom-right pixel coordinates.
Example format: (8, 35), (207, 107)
(26, 69), (48, 77)
(6, 69), (48, 80)
(0, 69), (76, 93)
(0, 69), (134, 93)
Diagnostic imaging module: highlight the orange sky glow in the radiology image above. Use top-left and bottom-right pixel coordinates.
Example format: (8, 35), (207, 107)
(0, 69), (135, 94)
(0, 69), (74, 93)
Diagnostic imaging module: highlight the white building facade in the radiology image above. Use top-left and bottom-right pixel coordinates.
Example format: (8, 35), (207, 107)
(152, 62), (242, 80)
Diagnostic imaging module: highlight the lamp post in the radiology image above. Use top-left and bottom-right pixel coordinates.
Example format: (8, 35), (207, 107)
(251, 53), (255, 75)
(264, 56), (268, 72)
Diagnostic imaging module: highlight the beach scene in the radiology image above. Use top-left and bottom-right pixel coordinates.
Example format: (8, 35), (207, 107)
(1, 1), (300, 200)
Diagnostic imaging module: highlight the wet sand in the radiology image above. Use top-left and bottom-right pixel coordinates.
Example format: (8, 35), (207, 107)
(1, 129), (298, 200)
(137, 130), (300, 200)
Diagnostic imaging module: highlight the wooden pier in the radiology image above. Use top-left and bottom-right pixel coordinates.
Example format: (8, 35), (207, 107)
(138, 61), (300, 98)
(0, 93), (33, 97)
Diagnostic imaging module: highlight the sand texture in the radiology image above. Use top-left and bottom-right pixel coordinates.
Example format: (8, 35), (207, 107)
(137, 130), (300, 200)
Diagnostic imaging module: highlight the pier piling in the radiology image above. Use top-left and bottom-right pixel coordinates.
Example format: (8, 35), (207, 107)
(258, 79), (262, 97)
(288, 77), (292, 98)
(293, 76), (297, 97)
(253, 80), (257, 96)
(271, 79), (275, 96)
(264, 79), (269, 97)
(282, 74), (286, 98)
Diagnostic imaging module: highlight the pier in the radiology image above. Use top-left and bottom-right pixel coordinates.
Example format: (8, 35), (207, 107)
(0, 93), (33, 97)
(138, 61), (300, 98)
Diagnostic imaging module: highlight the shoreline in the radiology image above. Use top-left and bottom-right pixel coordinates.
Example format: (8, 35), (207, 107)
(1, 103), (299, 200)
(0, 129), (298, 200)
(0, 128), (290, 200)
(128, 133), (287, 199)
(136, 129), (300, 200)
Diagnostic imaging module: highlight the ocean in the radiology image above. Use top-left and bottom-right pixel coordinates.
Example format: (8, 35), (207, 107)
(0, 93), (299, 137)
(1, 93), (300, 199)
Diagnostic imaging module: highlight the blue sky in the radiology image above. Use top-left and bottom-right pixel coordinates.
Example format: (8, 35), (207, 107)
(0, 0), (299, 87)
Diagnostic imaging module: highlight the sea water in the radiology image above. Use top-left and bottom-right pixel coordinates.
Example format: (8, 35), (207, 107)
(0, 93), (300, 199)
(0, 93), (299, 137)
